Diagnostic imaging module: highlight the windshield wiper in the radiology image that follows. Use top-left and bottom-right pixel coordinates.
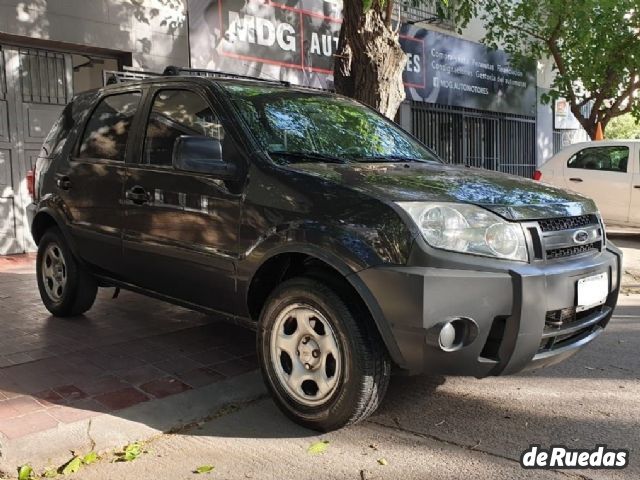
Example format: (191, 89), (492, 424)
(356, 155), (434, 163)
(268, 150), (347, 164)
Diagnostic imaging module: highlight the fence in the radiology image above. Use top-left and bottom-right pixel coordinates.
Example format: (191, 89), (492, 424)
(411, 102), (537, 178)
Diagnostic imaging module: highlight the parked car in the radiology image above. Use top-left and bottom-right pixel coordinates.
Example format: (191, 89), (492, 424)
(27, 70), (621, 431)
(535, 140), (639, 227)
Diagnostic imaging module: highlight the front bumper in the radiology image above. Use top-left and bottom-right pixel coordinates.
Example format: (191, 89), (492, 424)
(357, 245), (621, 377)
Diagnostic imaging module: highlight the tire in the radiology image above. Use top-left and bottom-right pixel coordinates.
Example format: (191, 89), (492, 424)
(36, 227), (98, 317)
(258, 276), (391, 431)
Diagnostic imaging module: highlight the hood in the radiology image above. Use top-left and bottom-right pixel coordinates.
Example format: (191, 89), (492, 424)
(285, 161), (597, 221)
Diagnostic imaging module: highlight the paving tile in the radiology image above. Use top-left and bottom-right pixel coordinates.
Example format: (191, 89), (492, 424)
(177, 367), (225, 388)
(210, 359), (257, 377)
(33, 389), (65, 408)
(1, 396), (45, 416)
(0, 411), (58, 439)
(0, 400), (20, 419)
(139, 377), (192, 399)
(94, 387), (150, 411)
(153, 355), (203, 375)
(114, 365), (165, 386)
(48, 399), (106, 423)
(53, 385), (88, 402)
(187, 347), (236, 366)
(75, 375), (130, 396)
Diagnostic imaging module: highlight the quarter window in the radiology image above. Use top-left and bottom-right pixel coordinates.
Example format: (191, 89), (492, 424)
(567, 146), (629, 173)
(78, 92), (141, 161)
(143, 89), (224, 167)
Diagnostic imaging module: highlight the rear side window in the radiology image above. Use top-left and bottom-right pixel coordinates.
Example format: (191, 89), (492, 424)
(78, 92), (141, 161)
(143, 89), (224, 167)
(567, 146), (629, 172)
(42, 103), (73, 157)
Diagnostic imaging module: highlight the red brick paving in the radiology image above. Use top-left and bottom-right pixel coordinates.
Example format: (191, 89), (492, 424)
(139, 377), (192, 399)
(94, 387), (150, 411)
(0, 254), (259, 439)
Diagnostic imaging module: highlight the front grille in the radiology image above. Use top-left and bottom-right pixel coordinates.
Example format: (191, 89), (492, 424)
(538, 214), (599, 232)
(539, 305), (607, 352)
(546, 241), (600, 260)
(545, 307), (576, 326)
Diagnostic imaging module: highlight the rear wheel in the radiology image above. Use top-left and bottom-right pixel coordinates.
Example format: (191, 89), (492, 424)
(258, 277), (390, 431)
(36, 227), (97, 317)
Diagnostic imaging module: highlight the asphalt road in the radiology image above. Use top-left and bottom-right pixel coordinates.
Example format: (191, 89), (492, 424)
(76, 296), (640, 480)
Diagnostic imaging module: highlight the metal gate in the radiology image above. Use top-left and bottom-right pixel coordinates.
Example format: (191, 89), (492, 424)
(0, 46), (72, 254)
(411, 102), (537, 178)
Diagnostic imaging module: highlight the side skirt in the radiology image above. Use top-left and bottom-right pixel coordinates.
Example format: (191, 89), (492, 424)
(93, 275), (257, 331)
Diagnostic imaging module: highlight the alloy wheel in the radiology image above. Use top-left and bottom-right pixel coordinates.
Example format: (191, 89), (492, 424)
(270, 303), (341, 406)
(41, 243), (67, 302)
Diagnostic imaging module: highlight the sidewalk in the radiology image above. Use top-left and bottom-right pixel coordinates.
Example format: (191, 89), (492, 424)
(0, 255), (261, 473)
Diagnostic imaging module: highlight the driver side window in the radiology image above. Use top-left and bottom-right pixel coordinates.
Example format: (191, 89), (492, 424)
(143, 89), (224, 167)
(567, 146), (629, 173)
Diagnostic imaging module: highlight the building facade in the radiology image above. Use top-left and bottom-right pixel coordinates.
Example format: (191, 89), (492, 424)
(0, 0), (585, 255)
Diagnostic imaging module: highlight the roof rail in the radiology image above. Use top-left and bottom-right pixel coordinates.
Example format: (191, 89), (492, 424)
(162, 66), (290, 86)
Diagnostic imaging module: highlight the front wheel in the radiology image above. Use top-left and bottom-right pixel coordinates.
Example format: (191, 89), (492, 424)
(258, 277), (390, 431)
(36, 227), (97, 317)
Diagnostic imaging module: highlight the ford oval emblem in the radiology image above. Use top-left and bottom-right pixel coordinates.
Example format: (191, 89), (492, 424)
(573, 229), (589, 244)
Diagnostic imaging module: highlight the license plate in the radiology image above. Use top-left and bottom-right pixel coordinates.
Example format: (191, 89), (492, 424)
(577, 272), (608, 311)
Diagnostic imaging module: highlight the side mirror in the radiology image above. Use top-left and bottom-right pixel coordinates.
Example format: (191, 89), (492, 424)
(172, 135), (237, 178)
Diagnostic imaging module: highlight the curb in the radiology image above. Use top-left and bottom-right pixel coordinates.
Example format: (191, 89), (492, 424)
(0, 371), (266, 474)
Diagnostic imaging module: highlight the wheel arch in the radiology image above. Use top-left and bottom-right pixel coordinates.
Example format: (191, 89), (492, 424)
(31, 208), (81, 260)
(246, 247), (407, 368)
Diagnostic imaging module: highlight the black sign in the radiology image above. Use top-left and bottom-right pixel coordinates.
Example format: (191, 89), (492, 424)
(188, 0), (536, 116)
(401, 27), (536, 116)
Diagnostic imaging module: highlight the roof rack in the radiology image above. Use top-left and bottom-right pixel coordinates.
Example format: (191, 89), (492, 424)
(162, 66), (290, 86)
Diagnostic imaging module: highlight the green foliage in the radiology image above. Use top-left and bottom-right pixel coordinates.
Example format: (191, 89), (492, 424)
(606, 114), (640, 139)
(452, 0), (640, 137)
(307, 440), (330, 455)
(81, 452), (99, 465)
(115, 442), (146, 462)
(60, 457), (82, 476)
(17, 465), (33, 480)
(194, 465), (215, 474)
(42, 467), (58, 478)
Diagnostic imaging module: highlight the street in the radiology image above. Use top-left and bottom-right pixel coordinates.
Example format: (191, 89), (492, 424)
(61, 236), (639, 480)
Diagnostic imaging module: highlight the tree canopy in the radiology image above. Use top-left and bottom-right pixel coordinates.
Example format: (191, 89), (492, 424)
(454, 0), (640, 139)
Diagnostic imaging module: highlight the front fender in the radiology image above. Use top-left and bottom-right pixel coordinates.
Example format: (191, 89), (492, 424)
(237, 222), (411, 368)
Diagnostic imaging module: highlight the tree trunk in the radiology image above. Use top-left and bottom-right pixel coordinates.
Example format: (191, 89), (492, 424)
(334, 0), (407, 119)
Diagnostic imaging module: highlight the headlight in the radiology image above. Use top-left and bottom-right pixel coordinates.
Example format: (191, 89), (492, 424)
(397, 202), (528, 262)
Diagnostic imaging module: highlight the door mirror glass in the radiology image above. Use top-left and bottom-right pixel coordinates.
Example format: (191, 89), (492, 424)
(173, 135), (236, 177)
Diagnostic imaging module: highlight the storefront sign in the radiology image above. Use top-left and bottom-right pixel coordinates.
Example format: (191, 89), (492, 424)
(554, 98), (582, 129)
(189, 0), (536, 116)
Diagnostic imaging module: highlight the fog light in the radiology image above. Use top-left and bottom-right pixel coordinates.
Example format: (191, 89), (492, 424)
(426, 317), (479, 352)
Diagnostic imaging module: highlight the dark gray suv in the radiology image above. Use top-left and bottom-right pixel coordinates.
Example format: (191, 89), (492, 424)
(26, 70), (621, 431)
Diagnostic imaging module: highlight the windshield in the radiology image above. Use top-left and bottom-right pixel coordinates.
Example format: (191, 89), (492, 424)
(222, 83), (440, 164)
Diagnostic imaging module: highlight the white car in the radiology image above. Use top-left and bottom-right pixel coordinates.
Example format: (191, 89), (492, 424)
(535, 140), (639, 227)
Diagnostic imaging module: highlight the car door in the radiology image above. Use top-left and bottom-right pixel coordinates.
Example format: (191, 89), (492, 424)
(122, 85), (243, 314)
(563, 144), (632, 224)
(625, 143), (640, 226)
(61, 89), (142, 274)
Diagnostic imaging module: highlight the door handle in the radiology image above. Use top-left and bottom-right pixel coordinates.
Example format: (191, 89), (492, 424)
(126, 186), (150, 205)
(569, 177), (583, 183)
(634, 185), (640, 189)
(55, 175), (72, 190)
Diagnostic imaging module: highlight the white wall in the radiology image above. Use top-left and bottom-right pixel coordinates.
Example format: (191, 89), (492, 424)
(0, 0), (189, 72)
